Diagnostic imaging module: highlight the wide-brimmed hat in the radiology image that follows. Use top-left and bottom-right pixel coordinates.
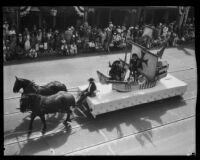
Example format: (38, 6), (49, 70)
(88, 78), (95, 82)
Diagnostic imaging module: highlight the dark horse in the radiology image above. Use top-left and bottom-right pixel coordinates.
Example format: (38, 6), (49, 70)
(13, 76), (67, 95)
(19, 91), (76, 135)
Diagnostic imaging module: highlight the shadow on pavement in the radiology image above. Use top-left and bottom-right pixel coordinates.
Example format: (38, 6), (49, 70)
(75, 96), (186, 148)
(177, 43), (195, 56)
(18, 126), (72, 155)
(4, 113), (65, 141)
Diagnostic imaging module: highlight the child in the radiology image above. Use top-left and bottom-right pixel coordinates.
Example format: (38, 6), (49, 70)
(3, 40), (7, 62)
(61, 36), (68, 55)
(70, 42), (77, 55)
(28, 48), (38, 58)
(172, 33), (179, 47)
(43, 33), (48, 54)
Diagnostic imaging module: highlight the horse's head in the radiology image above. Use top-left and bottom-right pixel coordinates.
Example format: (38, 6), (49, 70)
(13, 76), (34, 94)
(13, 76), (22, 93)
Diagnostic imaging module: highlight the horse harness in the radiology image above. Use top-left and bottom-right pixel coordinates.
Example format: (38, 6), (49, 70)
(24, 81), (39, 94)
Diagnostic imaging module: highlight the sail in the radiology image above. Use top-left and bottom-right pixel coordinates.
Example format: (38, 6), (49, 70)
(128, 41), (158, 81)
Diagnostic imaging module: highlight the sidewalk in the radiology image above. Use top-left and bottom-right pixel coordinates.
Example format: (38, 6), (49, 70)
(3, 42), (195, 66)
(3, 49), (128, 66)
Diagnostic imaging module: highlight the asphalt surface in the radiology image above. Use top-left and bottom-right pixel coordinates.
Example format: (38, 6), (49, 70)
(3, 45), (196, 155)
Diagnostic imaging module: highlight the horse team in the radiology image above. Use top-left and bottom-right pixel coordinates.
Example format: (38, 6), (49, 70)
(13, 76), (77, 135)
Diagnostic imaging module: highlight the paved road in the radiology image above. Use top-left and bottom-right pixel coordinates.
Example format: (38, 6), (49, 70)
(4, 46), (196, 155)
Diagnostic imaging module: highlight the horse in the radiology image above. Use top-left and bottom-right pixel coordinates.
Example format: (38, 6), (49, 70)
(13, 76), (67, 96)
(19, 91), (76, 135)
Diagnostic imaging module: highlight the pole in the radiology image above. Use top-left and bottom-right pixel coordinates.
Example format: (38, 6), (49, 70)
(124, 37), (128, 64)
(16, 7), (19, 33)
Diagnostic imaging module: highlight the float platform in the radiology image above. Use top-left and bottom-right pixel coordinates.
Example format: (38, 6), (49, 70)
(78, 74), (187, 118)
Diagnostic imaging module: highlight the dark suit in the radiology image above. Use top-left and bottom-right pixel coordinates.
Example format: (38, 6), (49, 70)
(129, 58), (139, 81)
(77, 81), (97, 105)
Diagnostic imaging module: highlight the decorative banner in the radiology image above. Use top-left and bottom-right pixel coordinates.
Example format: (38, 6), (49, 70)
(50, 8), (57, 16)
(74, 6), (84, 17)
(20, 6), (31, 17)
(88, 8), (95, 13)
(132, 9), (137, 13)
(131, 43), (142, 58)
(179, 6), (184, 15)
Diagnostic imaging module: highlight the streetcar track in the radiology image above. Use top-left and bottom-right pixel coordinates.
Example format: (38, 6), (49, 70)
(65, 115), (195, 155)
(4, 96), (196, 146)
(3, 67), (197, 101)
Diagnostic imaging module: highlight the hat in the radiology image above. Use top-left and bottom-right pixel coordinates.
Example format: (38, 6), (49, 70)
(88, 78), (95, 82)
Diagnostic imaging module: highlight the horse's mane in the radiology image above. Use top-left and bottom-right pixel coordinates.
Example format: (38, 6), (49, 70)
(20, 78), (38, 88)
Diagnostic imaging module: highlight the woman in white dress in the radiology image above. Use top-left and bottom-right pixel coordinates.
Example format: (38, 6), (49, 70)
(24, 34), (31, 55)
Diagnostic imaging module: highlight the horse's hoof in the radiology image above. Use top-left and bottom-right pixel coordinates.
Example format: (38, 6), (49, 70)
(41, 129), (46, 135)
(63, 121), (71, 127)
(27, 130), (32, 137)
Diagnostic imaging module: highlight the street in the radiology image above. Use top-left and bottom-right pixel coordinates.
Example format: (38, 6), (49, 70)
(4, 45), (196, 155)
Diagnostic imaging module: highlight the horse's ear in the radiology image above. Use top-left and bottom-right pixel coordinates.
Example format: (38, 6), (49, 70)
(15, 76), (18, 80)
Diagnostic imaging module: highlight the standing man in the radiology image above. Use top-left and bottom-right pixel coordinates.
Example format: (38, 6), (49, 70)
(77, 78), (97, 106)
(129, 54), (140, 82)
(105, 21), (113, 53)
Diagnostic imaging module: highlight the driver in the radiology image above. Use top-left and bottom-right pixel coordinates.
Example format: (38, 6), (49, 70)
(77, 78), (97, 106)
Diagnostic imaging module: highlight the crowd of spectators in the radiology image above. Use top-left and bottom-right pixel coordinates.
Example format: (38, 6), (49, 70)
(3, 19), (195, 62)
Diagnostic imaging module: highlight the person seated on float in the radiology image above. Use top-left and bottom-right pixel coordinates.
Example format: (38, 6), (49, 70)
(77, 78), (97, 105)
(129, 53), (139, 82)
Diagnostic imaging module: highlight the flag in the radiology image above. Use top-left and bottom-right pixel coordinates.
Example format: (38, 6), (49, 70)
(20, 6), (31, 17)
(74, 6), (84, 17)
(88, 8), (95, 13)
(142, 25), (153, 39)
(131, 43), (142, 58)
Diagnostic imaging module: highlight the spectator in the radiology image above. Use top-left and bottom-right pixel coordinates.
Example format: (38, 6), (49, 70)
(70, 42), (78, 55)
(54, 30), (61, 53)
(37, 29), (43, 53)
(61, 33), (68, 55)
(3, 39), (7, 62)
(47, 28), (54, 53)
(32, 25), (37, 36)
(3, 21), (9, 36)
(24, 33), (31, 55)
(9, 25), (16, 36)
(65, 28), (73, 47)
(43, 32), (48, 54)
(16, 33), (25, 59)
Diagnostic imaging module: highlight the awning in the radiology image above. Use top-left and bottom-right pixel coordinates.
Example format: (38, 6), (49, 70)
(30, 7), (40, 12)
(144, 6), (178, 9)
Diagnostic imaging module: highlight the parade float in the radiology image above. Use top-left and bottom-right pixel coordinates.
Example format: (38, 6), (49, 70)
(78, 40), (187, 118)
(78, 26), (188, 118)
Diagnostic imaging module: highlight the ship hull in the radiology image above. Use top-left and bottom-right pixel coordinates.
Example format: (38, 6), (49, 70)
(97, 70), (157, 92)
